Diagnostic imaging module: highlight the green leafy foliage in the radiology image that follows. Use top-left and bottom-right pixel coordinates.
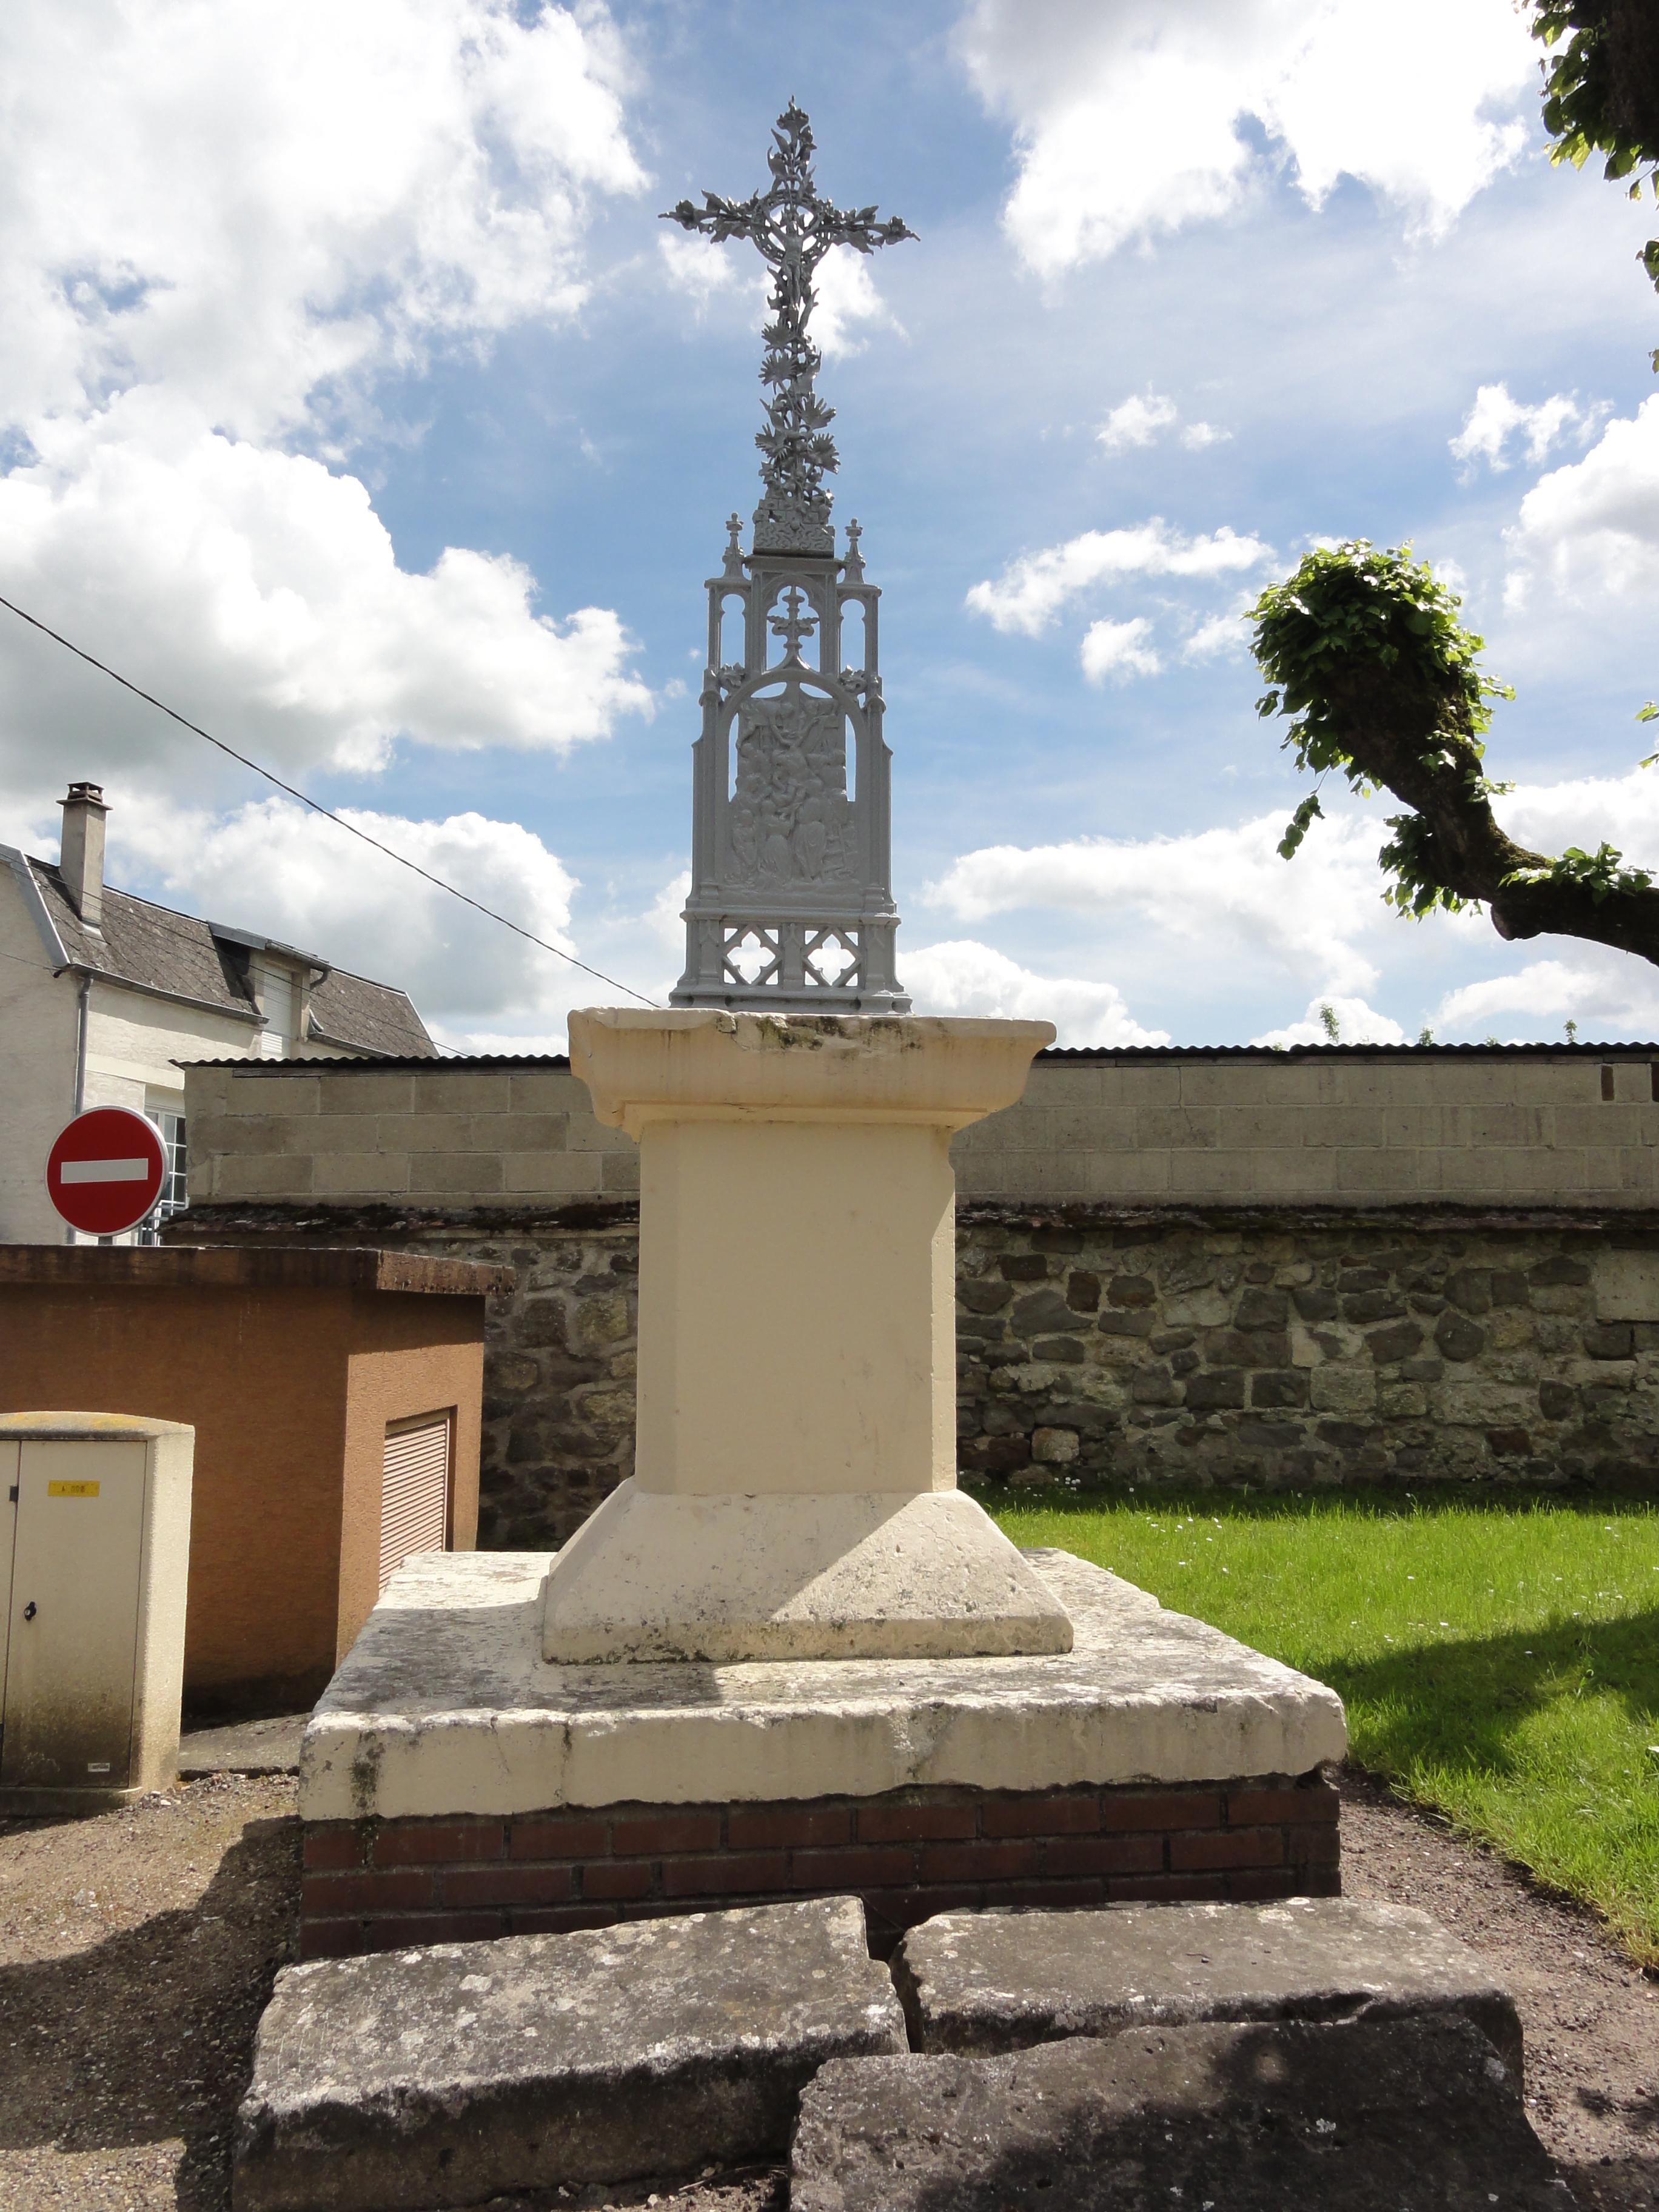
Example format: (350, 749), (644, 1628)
(1530, 1), (1659, 363)
(1253, 540), (1507, 779)
(1252, 541), (1512, 914)
(1276, 791), (1322, 860)
(1504, 842), (1655, 903)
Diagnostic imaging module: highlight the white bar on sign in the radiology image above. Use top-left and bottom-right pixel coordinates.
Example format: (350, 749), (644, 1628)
(59, 1158), (152, 1184)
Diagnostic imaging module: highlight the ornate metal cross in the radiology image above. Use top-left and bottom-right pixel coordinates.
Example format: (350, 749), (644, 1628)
(664, 101), (915, 554)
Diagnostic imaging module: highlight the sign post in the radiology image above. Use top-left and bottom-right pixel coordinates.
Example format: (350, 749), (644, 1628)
(46, 1108), (167, 1239)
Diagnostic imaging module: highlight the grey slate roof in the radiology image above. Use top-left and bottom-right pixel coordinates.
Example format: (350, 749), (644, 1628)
(16, 854), (434, 1057)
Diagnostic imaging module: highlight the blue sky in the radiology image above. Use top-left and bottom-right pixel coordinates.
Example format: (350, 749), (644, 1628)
(2, 0), (1657, 1049)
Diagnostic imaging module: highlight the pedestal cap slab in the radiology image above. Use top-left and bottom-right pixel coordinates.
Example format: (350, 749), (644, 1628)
(568, 1008), (1054, 1135)
(301, 1550), (1347, 1825)
(540, 1484), (1072, 1664)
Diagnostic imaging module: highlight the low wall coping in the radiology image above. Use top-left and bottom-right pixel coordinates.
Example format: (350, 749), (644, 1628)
(0, 1242), (516, 1297)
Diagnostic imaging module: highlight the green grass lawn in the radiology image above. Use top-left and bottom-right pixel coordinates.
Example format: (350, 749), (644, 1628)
(984, 1488), (1659, 1963)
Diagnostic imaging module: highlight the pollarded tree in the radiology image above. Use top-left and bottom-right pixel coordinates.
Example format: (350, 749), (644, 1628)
(1251, 5), (1659, 965)
(1253, 543), (1658, 962)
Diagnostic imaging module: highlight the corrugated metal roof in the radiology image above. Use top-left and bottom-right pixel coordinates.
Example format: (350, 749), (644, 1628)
(177, 1038), (1659, 1073)
(179, 1050), (571, 1069)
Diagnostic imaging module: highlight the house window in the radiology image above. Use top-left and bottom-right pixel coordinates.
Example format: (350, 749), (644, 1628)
(135, 1110), (187, 1244)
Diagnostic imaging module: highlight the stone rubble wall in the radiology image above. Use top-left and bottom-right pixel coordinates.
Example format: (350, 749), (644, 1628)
(177, 1197), (1659, 1545)
(951, 1208), (1659, 1498)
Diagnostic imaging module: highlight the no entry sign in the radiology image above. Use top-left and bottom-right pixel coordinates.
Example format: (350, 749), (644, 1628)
(47, 1107), (167, 1236)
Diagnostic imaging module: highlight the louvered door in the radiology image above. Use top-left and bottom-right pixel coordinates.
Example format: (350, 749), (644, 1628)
(379, 1412), (451, 1592)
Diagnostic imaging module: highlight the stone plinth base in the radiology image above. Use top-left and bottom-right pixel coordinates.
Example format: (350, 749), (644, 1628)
(298, 1546), (1346, 1960)
(540, 1484), (1073, 1664)
(301, 1771), (1340, 1961)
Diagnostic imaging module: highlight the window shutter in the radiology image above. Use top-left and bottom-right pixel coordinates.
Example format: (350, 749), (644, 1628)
(380, 1413), (451, 1592)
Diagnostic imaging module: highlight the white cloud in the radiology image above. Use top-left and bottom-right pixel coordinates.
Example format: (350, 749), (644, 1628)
(1097, 392), (1231, 458)
(927, 807), (1412, 996)
(957, 0), (1535, 276)
(1081, 617), (1161, 684)
(657, 230), (743, 308)
(811, 246), (902, 360)
(1098, 392), (1177, 454)
(0, 0), (651, 794)
(0, 397), (652, 780)
(429, 1022), (574, 1056)
(1504, 397), (1659, 609)
(966, 520), (1273, 635)
(1450, 383), (1584, 474)
(921, 766), (1659, 1046)
(1183, 606), (1252, 660)
(1250, 994), (1407, 1048)
(902, 939), (1170, 1047)
(103, 793), (585, 1030)
(2, 0), (642, 443)
(1433, 955), (1659, 1042)
(646, 870), (692, 951)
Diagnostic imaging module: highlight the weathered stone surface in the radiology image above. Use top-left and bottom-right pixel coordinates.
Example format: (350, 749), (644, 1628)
(300, 1549), (1346, 1823)
(538, 1484), (1073, 1664)
(789, 2016), (1573, 2212)
(233, 1895), (905, 2211)
(893, 1897), (1521, 2075)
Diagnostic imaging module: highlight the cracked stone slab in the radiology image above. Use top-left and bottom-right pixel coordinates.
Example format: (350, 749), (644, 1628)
(300, 1548), (1346, 1822)
(789, 2015), (1575, 2212)
(232, 1895), (905, 2212)
(894, 1897), (1523, 2076)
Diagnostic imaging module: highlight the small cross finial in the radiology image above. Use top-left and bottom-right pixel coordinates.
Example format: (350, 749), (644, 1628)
(768, 583), (817, 662)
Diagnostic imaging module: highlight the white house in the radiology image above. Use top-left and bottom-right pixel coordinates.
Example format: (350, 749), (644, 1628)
(1, 782), (434, 1242)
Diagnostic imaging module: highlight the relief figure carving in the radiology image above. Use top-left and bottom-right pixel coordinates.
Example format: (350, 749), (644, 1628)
(728, 685), (855, 885)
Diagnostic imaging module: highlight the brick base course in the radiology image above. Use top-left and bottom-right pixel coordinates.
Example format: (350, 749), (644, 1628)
(300, 1771), (1341, 1960)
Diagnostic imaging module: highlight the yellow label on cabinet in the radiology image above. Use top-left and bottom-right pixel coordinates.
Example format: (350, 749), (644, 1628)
(47, 1480), (99, 1498)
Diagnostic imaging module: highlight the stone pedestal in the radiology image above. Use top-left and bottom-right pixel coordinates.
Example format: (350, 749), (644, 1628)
(297, 1549), (1347, 1960)
(540, 1010), (1070, 1664)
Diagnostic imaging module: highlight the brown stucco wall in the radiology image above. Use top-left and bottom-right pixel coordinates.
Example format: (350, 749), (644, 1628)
(0, 1247), (505, 1712)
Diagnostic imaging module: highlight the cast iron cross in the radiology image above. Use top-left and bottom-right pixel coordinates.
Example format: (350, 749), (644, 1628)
(664, 102), (914, 548)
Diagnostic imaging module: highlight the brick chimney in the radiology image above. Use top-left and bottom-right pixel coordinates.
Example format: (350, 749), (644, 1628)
(59, 782), (109, 928)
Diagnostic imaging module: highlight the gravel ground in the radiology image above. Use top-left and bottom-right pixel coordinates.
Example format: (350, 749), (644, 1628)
(0, 1773), (297, 2210)
(1339, 1768), (1659, 2212)
(1, 1766), (1654, 2210)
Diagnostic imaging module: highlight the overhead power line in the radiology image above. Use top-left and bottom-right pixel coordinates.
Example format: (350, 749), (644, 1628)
(0, 591), (660, 1011)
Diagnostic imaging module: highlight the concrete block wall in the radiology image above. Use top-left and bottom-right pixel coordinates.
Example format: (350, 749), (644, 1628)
(954, 1051), (1659, 1208)
(186, 1049), (1659, 1214)
(186, 1064), (638, 1207)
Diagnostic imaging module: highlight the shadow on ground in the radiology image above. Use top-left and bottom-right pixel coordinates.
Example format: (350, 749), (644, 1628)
(0, 1811), (298, 2208)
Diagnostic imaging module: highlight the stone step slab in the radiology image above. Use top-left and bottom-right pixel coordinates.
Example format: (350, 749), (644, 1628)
(790, 2014), (1575, 2212)
(232, 1895), (906, 2212)
(894, 1895), (1523, 2075)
